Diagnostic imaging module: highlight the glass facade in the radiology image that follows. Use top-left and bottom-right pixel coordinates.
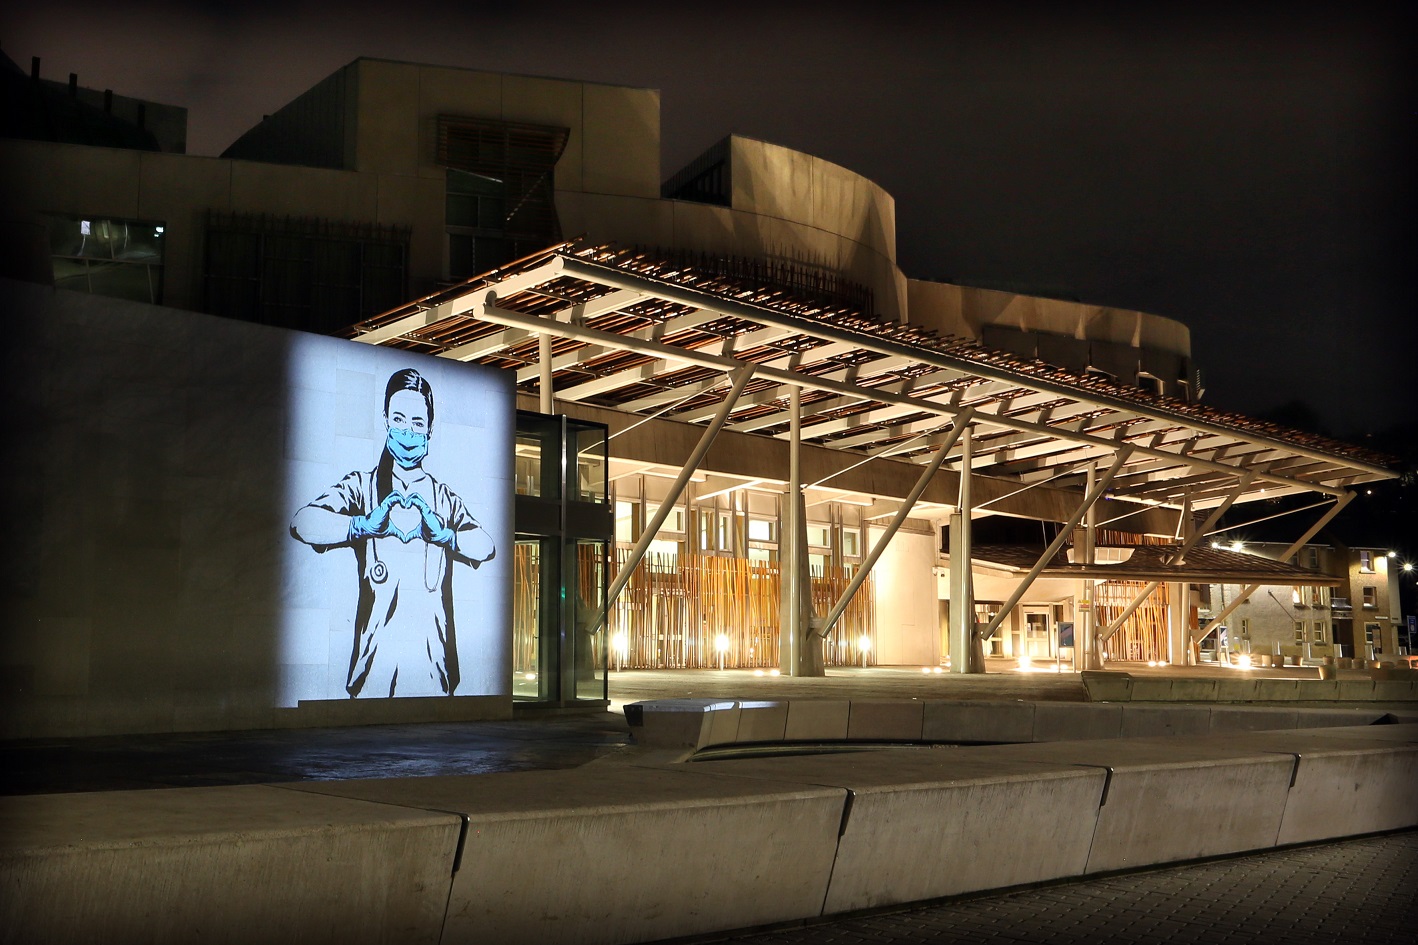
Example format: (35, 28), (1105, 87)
(512, 412), (611, 705)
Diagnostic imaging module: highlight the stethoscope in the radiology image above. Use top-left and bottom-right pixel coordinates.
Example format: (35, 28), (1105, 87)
(365, 488), (441, 592)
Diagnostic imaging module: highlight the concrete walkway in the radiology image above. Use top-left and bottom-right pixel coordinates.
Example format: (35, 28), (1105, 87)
(699, 830), (1418, 945)
(4, 663), (1411, 796)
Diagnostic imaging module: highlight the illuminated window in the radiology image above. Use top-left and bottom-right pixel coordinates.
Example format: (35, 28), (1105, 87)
(747, 518), (775, 542)
(614, 501), (639, 544)
(49, 215), (165, 304)
(1363, 586), (1377, 608)
(1359, 550), (1374, 572)
(842, 528), (861, 558)
(806, 524), (831, 548)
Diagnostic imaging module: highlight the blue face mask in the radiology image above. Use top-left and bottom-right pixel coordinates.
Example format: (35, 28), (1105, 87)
(387, 427), (428, 469)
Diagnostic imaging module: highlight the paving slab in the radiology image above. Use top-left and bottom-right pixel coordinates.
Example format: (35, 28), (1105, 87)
(734, 700), (789, 743)
(782, 700), (851, 740)
(1032, 702), (1124, 741)
(846, 700), (925, 740)
(921, 700), (1035, 743)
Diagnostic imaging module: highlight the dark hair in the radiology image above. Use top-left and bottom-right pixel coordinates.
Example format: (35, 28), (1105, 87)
(376, 368), (435, 501)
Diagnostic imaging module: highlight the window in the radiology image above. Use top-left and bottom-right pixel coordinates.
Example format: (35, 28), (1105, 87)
(204, 211), (409, 332)
(438, 116), (569, 282)
(446, 169), (511, 280)
(1307, 547), (1320, 569)
(658, 508), (685, 535)
(747, 518), (775, 542)
(647, 538), (679, 562)
(1312, 622), (1327, 644)
(49, 215), (165, 304)
(1362, 586), (1377, 608)
(806, 524), (831, 548)
(614, 501), (639, 544)
(1294, 621), (1305, 644)
(1365, 623), (1380, 646)
(1359, 550), (1374, 572)
(841, 528), (861, 558)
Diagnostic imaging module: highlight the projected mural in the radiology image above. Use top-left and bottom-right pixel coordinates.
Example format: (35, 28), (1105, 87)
(282, 342), (512, 704)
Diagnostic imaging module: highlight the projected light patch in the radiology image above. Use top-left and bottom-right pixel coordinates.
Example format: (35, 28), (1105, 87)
(279, 336), (513, 705)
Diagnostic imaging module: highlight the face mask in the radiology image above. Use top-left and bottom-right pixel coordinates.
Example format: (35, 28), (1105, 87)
(387, 427), (428, 469)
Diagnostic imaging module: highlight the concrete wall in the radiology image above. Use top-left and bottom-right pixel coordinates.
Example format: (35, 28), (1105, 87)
(0, 279), (513, 739)
(9, 721), (1416, 942)
(869, 522), (940, 665)
(907, 279), (1193, 396)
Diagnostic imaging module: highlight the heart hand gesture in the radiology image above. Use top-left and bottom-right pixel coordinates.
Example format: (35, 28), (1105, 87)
(408, 493), (456, 549)
(348, 492), (404, 541)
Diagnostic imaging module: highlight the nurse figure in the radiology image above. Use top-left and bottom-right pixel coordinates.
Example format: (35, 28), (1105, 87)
(291, 368), (495, 697)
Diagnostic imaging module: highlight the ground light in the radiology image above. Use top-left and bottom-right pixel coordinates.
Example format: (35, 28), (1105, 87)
(611, 631), (628, 672)
(858, 635), (872, 668)
(715, 633), (730, 671)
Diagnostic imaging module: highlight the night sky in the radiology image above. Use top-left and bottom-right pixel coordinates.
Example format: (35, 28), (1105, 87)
(5, 1), (1413, 436)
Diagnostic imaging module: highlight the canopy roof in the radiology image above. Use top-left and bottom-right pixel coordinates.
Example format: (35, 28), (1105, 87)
(968, 544), (1346, 586)
(347, 244), (1396, 515)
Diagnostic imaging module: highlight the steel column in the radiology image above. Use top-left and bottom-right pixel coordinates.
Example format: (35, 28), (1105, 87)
(819, 411), (974, 642)
(538, 331), (554, 414)
(604, 365), (755, 612)
(1100, 473), (1254, 643)
(948, 427), (975, 673)
(982, 447), (1134, 645)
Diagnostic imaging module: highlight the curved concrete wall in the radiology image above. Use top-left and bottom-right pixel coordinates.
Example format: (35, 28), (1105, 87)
(8, 720), (1415, 944)
(908, 278), (1194, 394)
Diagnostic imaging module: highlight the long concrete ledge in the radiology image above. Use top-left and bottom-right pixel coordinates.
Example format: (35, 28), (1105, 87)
(622, 697), (1402, 753)
(1081, 670), (1418, 703)
(5, 720), (1416, 944)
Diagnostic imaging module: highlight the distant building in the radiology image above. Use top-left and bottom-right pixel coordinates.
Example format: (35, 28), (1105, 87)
(1199, 542), (1407, 662)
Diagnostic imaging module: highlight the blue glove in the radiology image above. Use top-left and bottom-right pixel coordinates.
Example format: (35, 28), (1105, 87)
(409, 493), (457, 550)
(348, 492), (401, 541)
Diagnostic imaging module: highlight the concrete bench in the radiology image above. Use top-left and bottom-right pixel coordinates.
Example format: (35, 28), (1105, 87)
(285, 765), (845, 945)
(625, 698), (1395, 753)
(8, 723), (1417, 945)
(0, 784), (462, 945)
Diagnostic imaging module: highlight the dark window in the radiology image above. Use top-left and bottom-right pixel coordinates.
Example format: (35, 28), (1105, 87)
(48, 215), (165, 304)
(202, 212), (410, 333)
(437, 116), (568, 282)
